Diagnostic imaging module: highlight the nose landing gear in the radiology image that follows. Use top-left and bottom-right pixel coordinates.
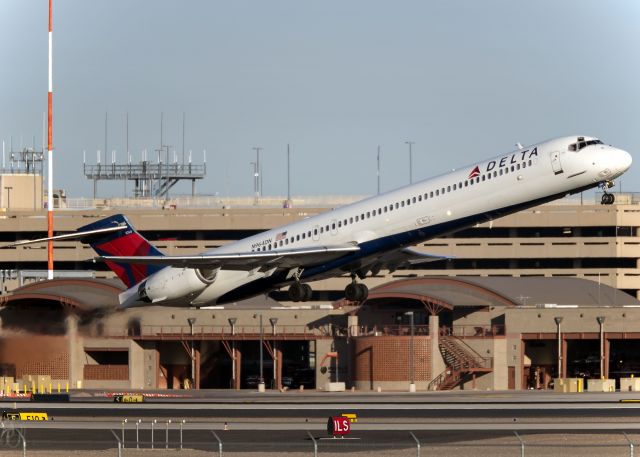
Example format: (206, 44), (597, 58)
(600, 180), (615, 205)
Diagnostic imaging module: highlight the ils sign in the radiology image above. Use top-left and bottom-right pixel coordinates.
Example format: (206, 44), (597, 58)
(327, 416), (351, 436)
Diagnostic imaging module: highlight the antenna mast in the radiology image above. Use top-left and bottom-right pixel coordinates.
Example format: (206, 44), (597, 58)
(47, 0), (54, 279)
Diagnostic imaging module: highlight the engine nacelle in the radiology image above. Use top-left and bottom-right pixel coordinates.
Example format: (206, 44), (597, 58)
(137, 267), (217, 304)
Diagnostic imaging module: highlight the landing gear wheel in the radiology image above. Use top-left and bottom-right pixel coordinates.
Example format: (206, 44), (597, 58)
(345, 282), (369, 302)
(356, 283), (369, 301)
(288, 283), (304, 302)
(289, 283), (313, 302)
(601, 193), (615, 205)
(301, 283), (313, 301)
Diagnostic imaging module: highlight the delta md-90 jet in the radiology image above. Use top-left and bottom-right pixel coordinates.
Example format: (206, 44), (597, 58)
(15, 135), (632, 308)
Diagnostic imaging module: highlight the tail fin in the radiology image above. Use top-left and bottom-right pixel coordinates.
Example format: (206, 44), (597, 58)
(77, 214), (164, 287)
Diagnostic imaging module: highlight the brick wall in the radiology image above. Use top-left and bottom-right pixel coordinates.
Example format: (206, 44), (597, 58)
(353, 336), (431, 382)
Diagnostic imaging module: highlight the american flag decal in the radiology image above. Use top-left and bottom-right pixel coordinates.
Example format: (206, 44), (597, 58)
(468, 166), (480, 179)
(275, 231), (288, 241)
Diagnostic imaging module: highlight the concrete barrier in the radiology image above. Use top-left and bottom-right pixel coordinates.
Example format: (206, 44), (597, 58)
(620, 378), (640, 392)
(587, 378), (615, 392)
(553, 378), (583, 393)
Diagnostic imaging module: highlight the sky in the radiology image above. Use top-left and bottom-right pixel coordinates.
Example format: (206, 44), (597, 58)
(0, 0), (639, 199)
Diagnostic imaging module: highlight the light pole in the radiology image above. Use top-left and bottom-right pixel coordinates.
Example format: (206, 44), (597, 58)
(405, 311), (416, 392)
(187, 318), (196, 389)
(258, 314), (265, 392)
(3, 186), (12, 210)
(377, 145), (381, 195)
(250, 161), (258, 205)
(270, 317), (278, 389)
(405, 141), (414, 184)
(228, 317), (237, 389)
(554, 317), (563, 378)
(597, 316), (606, 379)
(253, 147), (263, 199)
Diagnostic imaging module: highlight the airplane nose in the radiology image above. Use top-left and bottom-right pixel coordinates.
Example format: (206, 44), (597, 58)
(616, 148), (633, 173)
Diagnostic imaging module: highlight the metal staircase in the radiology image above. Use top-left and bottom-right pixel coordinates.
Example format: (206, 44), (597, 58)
(428, 336), (492, 390)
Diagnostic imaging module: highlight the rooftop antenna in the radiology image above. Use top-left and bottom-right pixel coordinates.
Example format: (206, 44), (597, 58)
(377, 145), (381, 195)
(182, 112), (185, 166)
(46, 0), (54, 279)
(104, 111), (108, 166)
(287, 144), (290, 201)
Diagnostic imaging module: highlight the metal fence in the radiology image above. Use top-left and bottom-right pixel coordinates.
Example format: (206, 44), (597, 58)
(1, 422), (639, 456)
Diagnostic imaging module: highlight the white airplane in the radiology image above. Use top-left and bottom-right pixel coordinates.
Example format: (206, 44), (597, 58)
(14, 135), (632, 307)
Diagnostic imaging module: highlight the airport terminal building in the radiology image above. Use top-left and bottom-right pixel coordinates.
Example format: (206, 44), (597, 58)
(1, 193), (640, 392)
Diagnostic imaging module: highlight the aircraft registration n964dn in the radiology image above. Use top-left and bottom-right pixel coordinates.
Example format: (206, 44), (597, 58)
(11, 135), (632, 307)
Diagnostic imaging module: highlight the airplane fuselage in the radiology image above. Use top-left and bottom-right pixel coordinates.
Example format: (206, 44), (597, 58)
(132, 136), (632, 306)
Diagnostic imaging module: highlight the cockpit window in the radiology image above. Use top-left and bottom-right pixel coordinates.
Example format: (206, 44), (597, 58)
(569, 138), (603, 151)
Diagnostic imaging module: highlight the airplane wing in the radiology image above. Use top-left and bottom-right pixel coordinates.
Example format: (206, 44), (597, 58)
(362, 247), (451, 274)
(96, 244), (361, 271)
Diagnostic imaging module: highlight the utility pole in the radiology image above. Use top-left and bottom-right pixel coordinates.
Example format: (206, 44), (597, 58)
(253, 147), (262, 201)
(405, 141), (415, 184)
(377, 145), (381, 195)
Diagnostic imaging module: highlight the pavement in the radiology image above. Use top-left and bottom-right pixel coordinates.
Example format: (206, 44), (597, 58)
(1, 389), (639, 455)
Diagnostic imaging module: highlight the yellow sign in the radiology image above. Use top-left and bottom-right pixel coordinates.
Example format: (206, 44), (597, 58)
(341, 413), (358, 423)
(2, 412), (48, 421)
(114, 394), (144, 403)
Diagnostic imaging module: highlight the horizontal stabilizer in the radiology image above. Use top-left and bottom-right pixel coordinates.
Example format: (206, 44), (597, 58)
(3, 226), (127, 248)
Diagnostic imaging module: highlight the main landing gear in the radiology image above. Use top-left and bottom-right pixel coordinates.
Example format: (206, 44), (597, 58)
(344, 276), (369, 302)
(288, 282), (313, 302)
(600, 180), (615, 205)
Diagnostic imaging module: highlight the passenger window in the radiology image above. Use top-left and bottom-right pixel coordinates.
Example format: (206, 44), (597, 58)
(366, 212), (370, 218)
(522, 162), (526, 169)
(296, 235), (300, 241)
(528, 159), (532, 166)
(406, 199), (410, 205)
(493, 171), (497, 177)
(418, 195), (422, 201)
(395, 203), (399, 209)
(301, 234), (305, 240)
(350, 217), (354, 223)
(332, 223), (336, 230)
(338, 221), (342, 228)
(320, 227), (324, 233)
(430, 191), (434, 198)
(436, 189), (440, 195)
(355, 215), (359, 222)
(424, 193), (428, 199)
(412, 197), (416, 203)
(313, 229), (317, 236)
(453, 184), (457, 190)
(481, 175), (485, 181)
(401, 201), (405, 207)
(510, 165), (515, 172)
(447, 186), (451, 192)
(470, 179), (474, 185)
(285, 239), (289, 245)
(325, 225), (329, 231)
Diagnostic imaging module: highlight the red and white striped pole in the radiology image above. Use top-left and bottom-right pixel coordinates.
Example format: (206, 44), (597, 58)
(47, 0), (54, 279)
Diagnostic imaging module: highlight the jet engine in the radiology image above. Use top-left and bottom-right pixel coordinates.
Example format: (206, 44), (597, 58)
(136, 267), (218, 304)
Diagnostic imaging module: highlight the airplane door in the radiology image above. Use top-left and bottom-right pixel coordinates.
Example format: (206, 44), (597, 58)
(550, 151), (563, 175)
